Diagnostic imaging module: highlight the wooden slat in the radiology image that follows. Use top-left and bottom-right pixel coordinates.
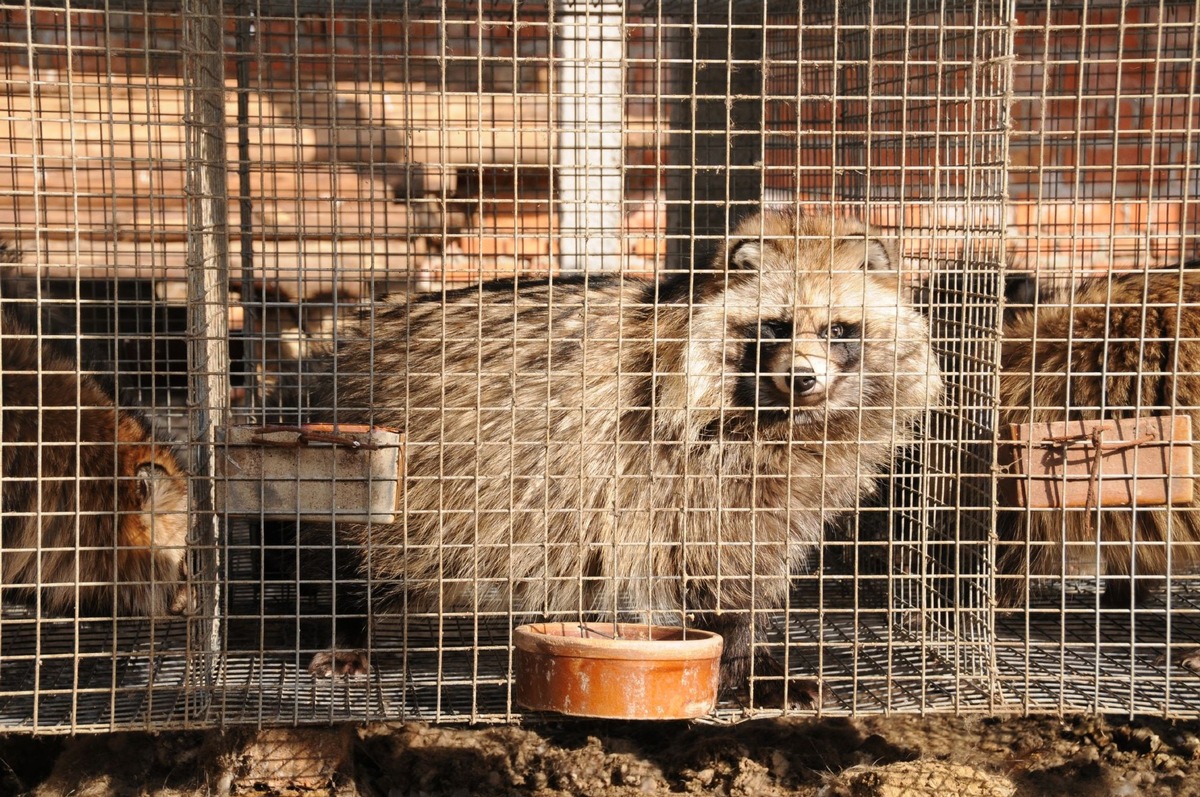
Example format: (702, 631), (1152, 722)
(0, 69), (658, 177)
(0, 72), (316, 164)
(250, 198), (465, 240)
(240, 236), (431, 299)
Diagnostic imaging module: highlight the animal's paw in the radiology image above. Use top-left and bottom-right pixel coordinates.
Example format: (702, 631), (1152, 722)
(308, 649), (371, 678)
(1101, 578), (1156, 609)
(168, 584), (193, 616)
(1155, 648), (1200, 673)
(1180, 649), (1200, 673)
(748, 675), (822, 710)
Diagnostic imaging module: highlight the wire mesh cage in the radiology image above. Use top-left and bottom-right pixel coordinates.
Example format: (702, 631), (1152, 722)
(997, 0), (1200, 716)
(0, 0), (1196, 732)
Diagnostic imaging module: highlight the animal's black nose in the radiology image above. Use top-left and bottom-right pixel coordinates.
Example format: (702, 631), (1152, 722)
(792, 370), (818, 395)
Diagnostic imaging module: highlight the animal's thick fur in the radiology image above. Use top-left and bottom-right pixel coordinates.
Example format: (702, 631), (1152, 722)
(302, 210), (943, 696)
(998, 269), (1200, 605)
(0, 306), (189, 617)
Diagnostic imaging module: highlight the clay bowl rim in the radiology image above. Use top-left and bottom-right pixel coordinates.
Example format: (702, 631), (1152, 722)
(513, 622), (723, 662)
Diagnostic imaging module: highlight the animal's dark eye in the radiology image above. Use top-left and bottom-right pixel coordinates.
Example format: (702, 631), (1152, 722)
(756, 320), (791, 341)
(821, 322), (861, 343)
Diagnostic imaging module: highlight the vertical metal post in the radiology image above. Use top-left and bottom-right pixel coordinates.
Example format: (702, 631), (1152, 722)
(556, 0), (625, 273)
(182, 0), (230, 707)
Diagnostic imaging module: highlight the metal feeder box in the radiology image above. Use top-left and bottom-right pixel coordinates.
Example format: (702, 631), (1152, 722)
(215, 424), (403, 522)
(1003, 416), (1194, 509)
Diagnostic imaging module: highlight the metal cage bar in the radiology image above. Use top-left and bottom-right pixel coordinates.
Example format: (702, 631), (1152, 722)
(0, 0), (1195, 732)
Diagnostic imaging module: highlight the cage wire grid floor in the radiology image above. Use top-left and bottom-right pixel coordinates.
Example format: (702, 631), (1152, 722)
(3, 580), (1200, 730)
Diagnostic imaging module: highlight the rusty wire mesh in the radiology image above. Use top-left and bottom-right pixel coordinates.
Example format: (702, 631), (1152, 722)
(0, 0), (1195, 732)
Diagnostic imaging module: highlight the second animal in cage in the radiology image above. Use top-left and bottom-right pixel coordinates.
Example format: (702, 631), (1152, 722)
(293, 209), (944, 704)
(997, 268), (1200, 606)
(0, 255), (190, 619)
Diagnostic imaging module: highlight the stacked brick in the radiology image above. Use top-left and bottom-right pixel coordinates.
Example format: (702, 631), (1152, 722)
(764, 5), (1198, 278)
(1008, 4), (1197, 276)
(0, 4), (1193, 296)
(0, 7), (665, 300)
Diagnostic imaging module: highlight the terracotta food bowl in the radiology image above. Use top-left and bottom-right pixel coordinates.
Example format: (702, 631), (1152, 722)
(512, 622), (723, 720)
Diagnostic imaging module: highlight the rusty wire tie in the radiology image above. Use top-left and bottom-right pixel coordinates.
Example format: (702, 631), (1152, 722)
(248, 424), (390, 451)
(1039, 427), (1157, 533)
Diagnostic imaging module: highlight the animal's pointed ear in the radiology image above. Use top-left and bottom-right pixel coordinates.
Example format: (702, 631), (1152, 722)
(863, 236), (899, 271)
(725, 239), (762, 271)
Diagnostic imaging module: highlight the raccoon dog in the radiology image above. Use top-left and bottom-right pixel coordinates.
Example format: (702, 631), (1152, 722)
(302, 210), (943, 699)
(998, 269), (1200, 606)
(0, 302), (189, 617)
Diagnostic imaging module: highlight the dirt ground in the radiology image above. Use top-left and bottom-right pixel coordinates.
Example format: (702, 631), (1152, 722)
(4, 713), (1200, 797)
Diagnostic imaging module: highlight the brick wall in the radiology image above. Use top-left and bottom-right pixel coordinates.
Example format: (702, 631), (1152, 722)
(1008, 4), (1199, 274)
(0, 5), (1194, 286)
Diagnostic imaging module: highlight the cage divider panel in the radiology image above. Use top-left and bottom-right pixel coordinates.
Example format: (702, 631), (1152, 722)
(835, 0), (1010, 698)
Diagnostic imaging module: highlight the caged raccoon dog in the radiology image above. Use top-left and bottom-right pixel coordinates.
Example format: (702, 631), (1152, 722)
(300, 209), (943, 701)
(0, 248), (189, 617)
(997, 267), (1200, 607)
